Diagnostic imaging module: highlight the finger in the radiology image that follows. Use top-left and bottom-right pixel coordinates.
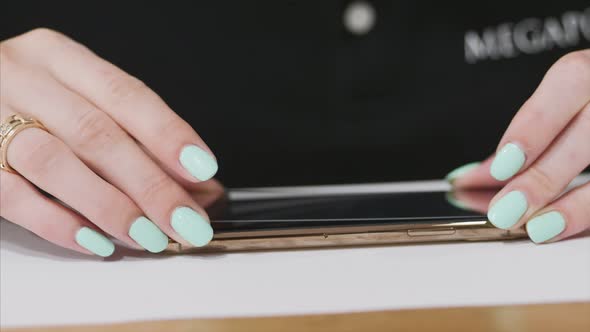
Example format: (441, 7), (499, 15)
(446, 190), (495, 213)
(6, 28), (218, 183)
(3, 124), (160, 252)
(142, 139), (227, 197)
(487, 103), (590, 230)
(2, 61), (212, 248)
(446, 157), (504, 189)
(188, 179), (227, 208)
(0, 169), (114, 257)
(138, 142), (216, 191)
(489, 50), (590, 181)
(448, 50), (590, 187)
(525, 182), (590, 244)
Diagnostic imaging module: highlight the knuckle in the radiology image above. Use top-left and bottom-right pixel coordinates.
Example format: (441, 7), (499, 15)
(19, 135), (65, 178)
(7, 28), (87, 62)
(526, 166), (560, 198)
(139, 172), (175, 204)
(27, 27), (60, 39)
(21, 28), (66, 46)
(101, 68), (148, 107)
(159, 115), (190, 136)
(554, 51), (590, 83)
(522, 97), (542, 119)
(74, 111), (127, 151)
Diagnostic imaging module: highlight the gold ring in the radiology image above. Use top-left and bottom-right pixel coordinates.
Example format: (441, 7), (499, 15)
(0, 114), (48, 174)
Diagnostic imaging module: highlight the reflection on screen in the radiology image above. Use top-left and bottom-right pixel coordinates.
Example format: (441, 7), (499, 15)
(211, 191), (494, 232)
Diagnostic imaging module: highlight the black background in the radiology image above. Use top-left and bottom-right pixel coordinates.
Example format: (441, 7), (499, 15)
(1, 1), (589, 187)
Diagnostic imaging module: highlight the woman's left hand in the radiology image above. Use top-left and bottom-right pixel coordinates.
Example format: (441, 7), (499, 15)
(445, 49), (590, 244)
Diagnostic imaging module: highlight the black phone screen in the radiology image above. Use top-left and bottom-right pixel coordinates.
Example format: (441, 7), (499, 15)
(210, 191), (492, 234)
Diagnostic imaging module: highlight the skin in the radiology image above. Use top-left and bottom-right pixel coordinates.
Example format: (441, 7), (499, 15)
(0, 29), (588, 256)
(453, 49), (590, 243)
(0, 29), (222, 255)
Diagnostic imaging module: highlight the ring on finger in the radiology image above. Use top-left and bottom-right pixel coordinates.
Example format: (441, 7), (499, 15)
(0, 113), (48, 174)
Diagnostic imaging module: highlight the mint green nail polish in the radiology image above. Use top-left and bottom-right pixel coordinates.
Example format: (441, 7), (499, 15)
(487, 191), (528, 229)
(445, 162), (480, 183)
(75, 227), (115, 257)
(490, 143), (526, 181)
(171, 207), (214, 247)
(179, 145), (218, 181)
(128, 216), (168, 253)
(526, 211), (566, 244)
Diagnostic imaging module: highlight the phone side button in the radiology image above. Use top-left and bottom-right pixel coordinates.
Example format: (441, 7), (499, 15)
(407, 228), (456, 237)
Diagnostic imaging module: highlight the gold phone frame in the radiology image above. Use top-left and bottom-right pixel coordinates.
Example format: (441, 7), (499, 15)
(166, 219), (526, 253)
(164, 181), (544, 254)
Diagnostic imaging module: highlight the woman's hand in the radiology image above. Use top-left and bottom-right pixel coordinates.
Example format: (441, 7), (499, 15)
(1, 28), (221, 257)
(446, 49), (590, 244)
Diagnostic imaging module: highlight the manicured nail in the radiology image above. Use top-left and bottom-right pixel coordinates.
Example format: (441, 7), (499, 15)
(445, 162), (480, 184)
(128, 216), (168, 253)
(490, 143), (525, 181)
(171, 207), (214, 247)
(75, 227), (115, 257)
(526, 211), (566, 244)
(487, 191), (528, 229)
(179, 145), (218, 181)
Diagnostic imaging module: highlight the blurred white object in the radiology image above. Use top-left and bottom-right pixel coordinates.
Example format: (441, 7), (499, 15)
(343, 1), (376, 35)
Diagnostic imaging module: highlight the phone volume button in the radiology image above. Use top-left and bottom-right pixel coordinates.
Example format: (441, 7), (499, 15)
(407, 228), (456, 237)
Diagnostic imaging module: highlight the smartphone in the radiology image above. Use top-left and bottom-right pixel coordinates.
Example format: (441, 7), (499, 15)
(166, 188), (527, 253)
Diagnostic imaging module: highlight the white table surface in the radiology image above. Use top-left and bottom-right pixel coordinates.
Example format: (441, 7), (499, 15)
(1, 179), (590, 328)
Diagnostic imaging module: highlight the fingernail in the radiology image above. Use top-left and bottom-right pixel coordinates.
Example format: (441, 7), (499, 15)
(128, 216), (168, 253)
(490, 143), (526, 181)
(75, 227), (115, 257)
(171, 207), (214, 247)
(526, 211), (566, 244)
(487, 191), (528, 229)
(179, 145), (218, 181)
(445, 162), (480, 184)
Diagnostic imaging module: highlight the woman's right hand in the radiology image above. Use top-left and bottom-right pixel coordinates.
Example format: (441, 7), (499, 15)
(1, 28), (221, 257)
